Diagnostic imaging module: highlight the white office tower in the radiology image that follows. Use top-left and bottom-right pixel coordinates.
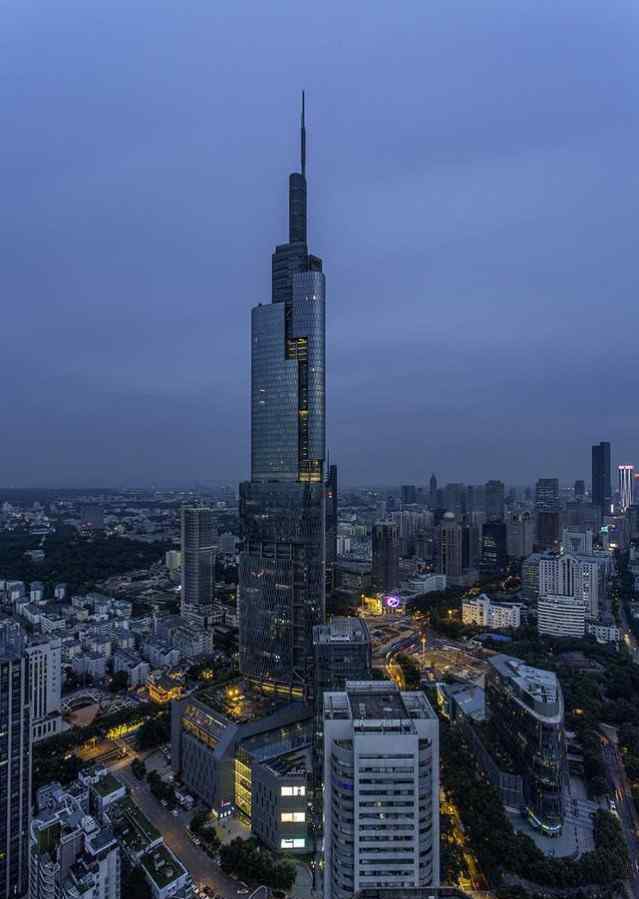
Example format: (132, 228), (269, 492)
(562, 528), (593, 555)
(619, 464), (635, 512)
(26, 635), (63, 741)
(537, 594), (586, 638)
(323, 681), (439, 899)
(538, 554), (603, 619)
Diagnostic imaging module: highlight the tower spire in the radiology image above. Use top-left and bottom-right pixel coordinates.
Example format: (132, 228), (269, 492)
(301, 90), (306, 177)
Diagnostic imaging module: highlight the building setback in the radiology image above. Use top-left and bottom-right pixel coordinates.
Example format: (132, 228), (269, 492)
(238, 95), (326, 693)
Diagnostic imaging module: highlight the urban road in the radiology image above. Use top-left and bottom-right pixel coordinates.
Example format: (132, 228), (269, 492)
(602, 736), (639, 898)
(106, 754), (242, 899)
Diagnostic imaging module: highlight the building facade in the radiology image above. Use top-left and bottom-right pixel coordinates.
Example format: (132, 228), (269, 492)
(619, 464), (635, 513)
(238, 96), (326, 693)
(486, 655), (566, 835)
(462, 594), (522, 630)
(0, 623), (31, 899)
(323, 682), (439, 899)
(592, 441), (611, 513)
(180, 506), (216, 626)
(371, 522), (400, 594)
(537, 594), (586, 638)
(26, 635), (63, 742)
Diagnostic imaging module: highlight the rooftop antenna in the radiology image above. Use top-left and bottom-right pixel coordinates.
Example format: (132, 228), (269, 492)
(301, 90), (306, 177)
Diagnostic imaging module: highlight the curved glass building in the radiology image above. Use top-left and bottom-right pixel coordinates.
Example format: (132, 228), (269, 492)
(486, 654), (566, 834)
(239, 96), (326, 693)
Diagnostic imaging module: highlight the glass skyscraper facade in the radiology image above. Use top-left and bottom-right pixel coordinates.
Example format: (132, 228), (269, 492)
(0, 622), (31, 899)
(239, 96), (326, 693)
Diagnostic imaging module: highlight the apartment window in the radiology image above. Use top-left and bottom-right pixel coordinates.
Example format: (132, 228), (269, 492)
(281, 838), (305, 849)
(281, 812), (305, 823)
(281, 786), (305, 797)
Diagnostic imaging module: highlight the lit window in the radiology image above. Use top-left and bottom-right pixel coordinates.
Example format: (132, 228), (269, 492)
(281, 812), (305, 823)
(281, 786), (306, 797)
(281, 838), (305, 849)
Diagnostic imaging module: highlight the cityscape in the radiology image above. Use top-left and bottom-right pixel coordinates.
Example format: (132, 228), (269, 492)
(2, 5), (639, 899)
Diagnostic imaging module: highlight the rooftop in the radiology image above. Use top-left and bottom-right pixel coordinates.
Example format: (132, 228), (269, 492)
(92, 773), (124, 799)
(324, 681), (437, 727)
(195, 678), (292, 724)
(141, 844), (187, 889)
(107, 796), (160, 853)
(314, 616), (369, 645)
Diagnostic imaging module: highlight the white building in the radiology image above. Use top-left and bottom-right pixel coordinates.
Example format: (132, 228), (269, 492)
(586, 621), (621, 644)
(165, 550), (181, 572)
(506, 512), (535, 558)
(462, 594), (522, 630)
(537, 595), (586, 638)
(323, 681), (439, 899)
(26, 636), (64, 742)
(30, 787), (121, 899)
(140, 844), (192, 899)
(405, 573), (447, 594)
(619, 464), (635, 513)
(561, 528), (593, 555)
(112, 649), (150, 688)
(538, 553), (605, 619)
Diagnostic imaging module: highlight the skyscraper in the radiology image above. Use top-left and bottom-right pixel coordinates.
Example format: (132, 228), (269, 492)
(239, 95), (326, 693)
(485, 479), (505, 520)
(534, 478), (560, 551)
(371, 521), (400, 594)
(592, 441), (611, 513)
(323, 681), (440, 898)
(180, 506), (216, 626)
(618, 464), (635, 513)
(0, 622), (31, 899)
(401, 484), (417, 505)
(429, 473), (437, 507)
(435, 513), (463, 580)
(480, 520), (508, 576)
(325, 463), (338, 589)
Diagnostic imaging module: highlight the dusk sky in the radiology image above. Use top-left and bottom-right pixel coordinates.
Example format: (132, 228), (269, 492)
(2, 1), (638, 487)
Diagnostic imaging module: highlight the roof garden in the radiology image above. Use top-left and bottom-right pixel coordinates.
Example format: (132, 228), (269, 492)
(108, 796), (160, 853)
(92, 773), (124, 799)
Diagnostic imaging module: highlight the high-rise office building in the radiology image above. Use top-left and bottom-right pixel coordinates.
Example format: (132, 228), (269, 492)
(618, 464), (635, 513)
(371, 522), (400, 594)
(429, 474), (437, 507)
(538, 553), (604, 619)
(401, 485), (417, 505)
(485, 480), (505, 521)
(574, 479), (585, 501)
(180, 506), (216, 626)
(506, 511), (535, 558)
(325, 464), (338, 588)
(25, 635), (63, 743)
(443, 482), (466, 515)
(435, 513), (463, 580)
(480, 521), (508, 576)
(592, 441), (611, 513)
(0, 622), (31, 899)
(534, 478), (560, 551)
(486, 655), (565, 835)
(535, 478), (560, 512)
(323, 681), (440, 899)
(239, 96), (326, 692)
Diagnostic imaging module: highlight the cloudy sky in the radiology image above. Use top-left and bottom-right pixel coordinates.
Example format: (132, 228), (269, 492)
(1, 1), (638, 487)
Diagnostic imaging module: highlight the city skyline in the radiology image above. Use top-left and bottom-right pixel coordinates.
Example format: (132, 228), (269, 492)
(2, 2), (639, 486)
